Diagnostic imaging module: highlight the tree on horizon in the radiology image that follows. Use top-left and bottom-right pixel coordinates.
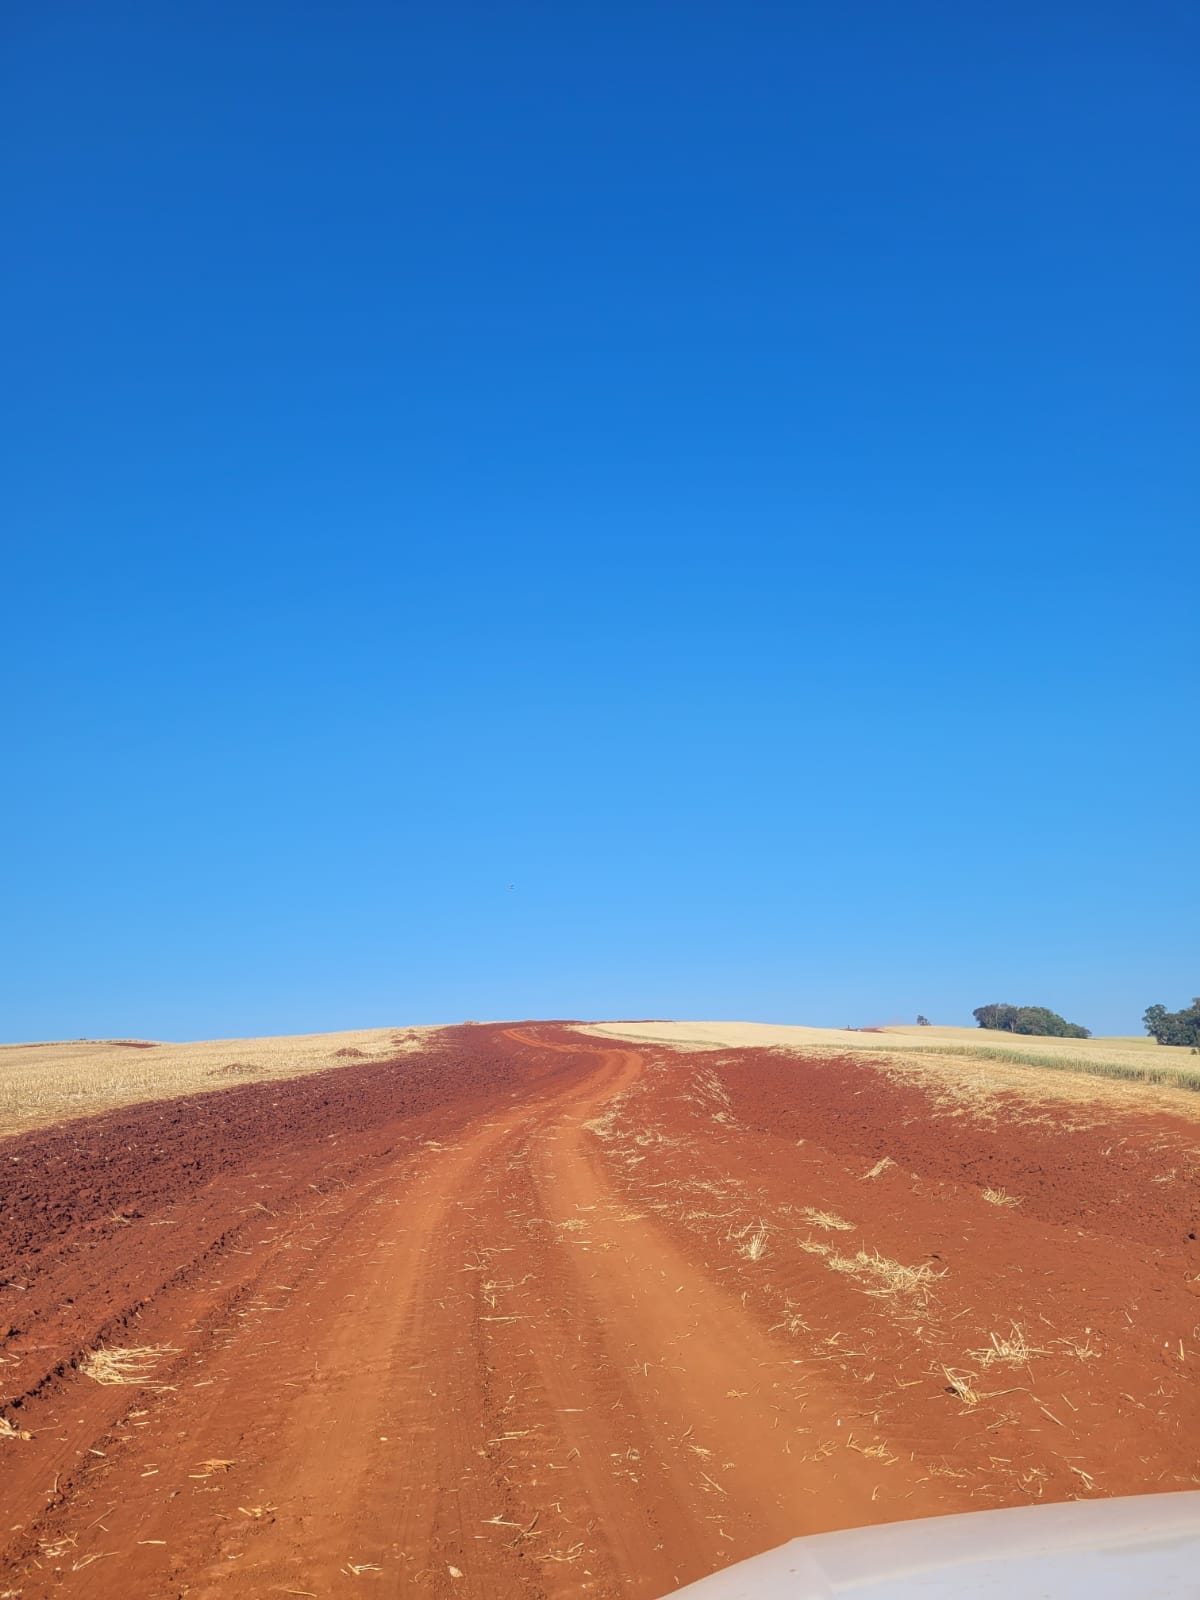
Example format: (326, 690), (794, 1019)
(1143, 998), (1200, 1047)
(972, 1003), (1090, 1039)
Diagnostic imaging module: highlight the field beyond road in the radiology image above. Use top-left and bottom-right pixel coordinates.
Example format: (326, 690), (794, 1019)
(4, 1019), (1195, 1143)
(0, 1026), (438, 1136)
(580, 1020), (1200, 1105)
(1, 1023), (1198, 1597)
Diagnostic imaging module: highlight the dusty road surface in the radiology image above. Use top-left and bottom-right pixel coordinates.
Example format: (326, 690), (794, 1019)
(2, 1025), (1198, 1598)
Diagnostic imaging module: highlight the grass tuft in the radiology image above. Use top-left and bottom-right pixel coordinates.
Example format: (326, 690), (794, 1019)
(729, 1220), (770, 1261)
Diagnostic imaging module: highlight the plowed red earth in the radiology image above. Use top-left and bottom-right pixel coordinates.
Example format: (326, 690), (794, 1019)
(2, 1025), (1198, 1598)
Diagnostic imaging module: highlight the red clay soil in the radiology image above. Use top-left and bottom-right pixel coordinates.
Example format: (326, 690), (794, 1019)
(0, 1025), (1197, 1599)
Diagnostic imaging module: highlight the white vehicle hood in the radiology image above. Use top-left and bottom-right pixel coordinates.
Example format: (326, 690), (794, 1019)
(666, 1492), (1200, 1599)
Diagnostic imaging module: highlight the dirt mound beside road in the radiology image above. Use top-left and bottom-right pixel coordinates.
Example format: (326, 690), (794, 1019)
(1, 1025), (1197, 1598)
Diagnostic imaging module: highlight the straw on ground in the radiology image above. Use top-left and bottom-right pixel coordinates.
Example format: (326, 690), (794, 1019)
(81, 1345), (179, 1385)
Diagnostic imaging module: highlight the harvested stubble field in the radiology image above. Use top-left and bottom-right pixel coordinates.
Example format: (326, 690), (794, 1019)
(579, 1020), (1200, 1103)
(0, 1022), (1197, 1599)
(0, 1027), (437, 1136)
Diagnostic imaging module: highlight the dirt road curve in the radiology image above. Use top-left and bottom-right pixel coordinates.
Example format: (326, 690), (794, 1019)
(2, 1026), (1198, 1598)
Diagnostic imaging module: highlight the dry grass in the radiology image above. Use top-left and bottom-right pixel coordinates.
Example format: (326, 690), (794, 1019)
(797, 1236), (830, 1256)
(80, 1345), (179, 1385)
(846, 1435), (897, 1465)
(798, 1207), (855, 1231)
(942, 1366), (980, 1405)
(797, 1239), (941, 1305)
(1054, 1334), (1102, 1362)
(769, 1300), (810, 1336)
(729, 1221), (770, 1261)
(0, 1026), (442, 1136)
(573, 1021), (1200, 1112)
(982, 1186), (1022, 1207)
(581, 1103), (624, 1139)
(832, 1248), (940, 1300)
(967, 1325), (1046, 1368)
(38, 1536), (77, 1559)
(861, 1156), (896, 1181)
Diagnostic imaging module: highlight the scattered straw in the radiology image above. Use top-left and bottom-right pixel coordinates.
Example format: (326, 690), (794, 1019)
(846, 1434), (897, 1464)
(81, 1346), (178, 1386)
(1054, 1335), (1101, 1362)
(981, 1187), (1022, 1207)
(731, 1221), (770, 1261)
(943, 1366), (980, 1405)
(769, 1301), (810, 1336)
(39, 1537), (77, 1559)
(796, 1238), (940, 1306)
(968, 1325), (1046, 1369)
(799, 1207), (855, 1231)
(862, 1156), (896, 1181)
(828, 1248), (941, 1302)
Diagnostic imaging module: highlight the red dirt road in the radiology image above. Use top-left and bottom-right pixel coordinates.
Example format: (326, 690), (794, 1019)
(2, 1025), (1198, 1598)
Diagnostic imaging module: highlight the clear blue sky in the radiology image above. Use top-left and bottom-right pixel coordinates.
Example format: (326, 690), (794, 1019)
(5, 3), (1197, 1042)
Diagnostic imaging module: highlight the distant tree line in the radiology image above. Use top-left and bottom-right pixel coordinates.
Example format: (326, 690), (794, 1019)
(1143, 998), (1200, 1048)
(972, 1003), (1090, 1039)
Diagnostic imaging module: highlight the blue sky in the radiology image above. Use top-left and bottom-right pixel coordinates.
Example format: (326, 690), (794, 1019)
(5, 3), (1197, 1041)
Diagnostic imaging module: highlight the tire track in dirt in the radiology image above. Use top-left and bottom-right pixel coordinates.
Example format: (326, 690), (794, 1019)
(575, 1035), (1200, 1519)
(0, 1033), (577, 1595)
(463, 1031), (935, 1595)
(1, 1029), (952, 1599)
(4, 1024), (1196, 1598)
